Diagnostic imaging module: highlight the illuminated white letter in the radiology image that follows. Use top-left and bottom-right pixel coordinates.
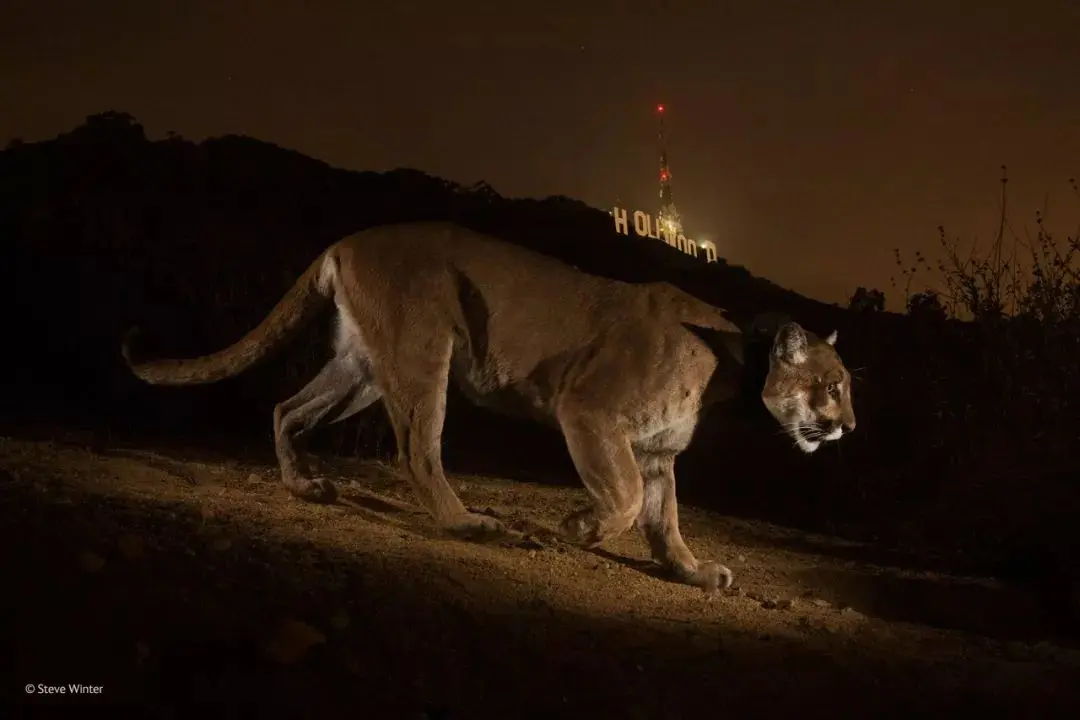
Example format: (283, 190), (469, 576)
(633, 210), (649, 237)
(646, 213), (660, 240)
(612, 207), (629, 235)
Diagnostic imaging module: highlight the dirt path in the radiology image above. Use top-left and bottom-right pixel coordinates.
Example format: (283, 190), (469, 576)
(3, 436), (1079, 717)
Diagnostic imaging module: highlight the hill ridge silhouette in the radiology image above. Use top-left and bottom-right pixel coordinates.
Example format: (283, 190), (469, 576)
(3, 111), (862, 326)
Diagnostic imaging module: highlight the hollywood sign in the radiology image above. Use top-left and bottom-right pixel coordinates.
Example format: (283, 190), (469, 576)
(611, 207), (717, 263)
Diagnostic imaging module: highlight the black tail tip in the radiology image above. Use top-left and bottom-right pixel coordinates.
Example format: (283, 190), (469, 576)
(121, 326), (141, 364)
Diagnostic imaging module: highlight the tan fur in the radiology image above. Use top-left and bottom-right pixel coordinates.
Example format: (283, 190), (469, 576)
(122, 221), (855, 591)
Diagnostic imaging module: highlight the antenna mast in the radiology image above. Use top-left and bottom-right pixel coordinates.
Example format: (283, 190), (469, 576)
(656, 104), (683, 241)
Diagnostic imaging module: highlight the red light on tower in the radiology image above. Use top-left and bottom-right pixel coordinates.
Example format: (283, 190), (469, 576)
(657, 104), (665, 113)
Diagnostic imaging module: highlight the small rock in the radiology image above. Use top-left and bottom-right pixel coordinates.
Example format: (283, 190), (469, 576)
(737, 555), (747, 563)
(78, 550), (106, 574)
(263, 619), (326, 665)
(246, 473), (262, 484)
(777, 598), (795, 610)
(761, 599), (778, 610)
(812, 598), (831, 608)
(519, 535), (545, 551)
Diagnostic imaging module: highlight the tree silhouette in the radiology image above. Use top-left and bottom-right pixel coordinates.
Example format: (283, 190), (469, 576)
(70, 111), (146, 143)
(847, 286), (886, 312)
(907, 289), (946, 323)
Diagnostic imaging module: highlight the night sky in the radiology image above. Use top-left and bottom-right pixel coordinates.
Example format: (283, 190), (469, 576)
(3, 0), (1078, 307)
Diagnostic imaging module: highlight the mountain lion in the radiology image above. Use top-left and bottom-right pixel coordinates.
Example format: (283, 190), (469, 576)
(122, 222), (855, 591)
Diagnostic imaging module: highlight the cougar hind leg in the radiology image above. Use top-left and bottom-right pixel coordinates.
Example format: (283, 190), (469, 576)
(373, 330), (505, 539)
(273, 349), (382, 503)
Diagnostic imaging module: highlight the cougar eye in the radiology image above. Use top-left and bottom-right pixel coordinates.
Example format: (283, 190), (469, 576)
(826, 382), (840, 398)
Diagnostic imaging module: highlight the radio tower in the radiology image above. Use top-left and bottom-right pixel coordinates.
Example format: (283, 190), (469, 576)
(656, 103), (683, 241)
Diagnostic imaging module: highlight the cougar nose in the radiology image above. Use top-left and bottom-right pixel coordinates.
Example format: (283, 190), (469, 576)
(842, 419), (856, 433)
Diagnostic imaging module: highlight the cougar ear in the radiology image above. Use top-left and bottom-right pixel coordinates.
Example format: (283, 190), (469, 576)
(825, 330), (838, 346)
(772, 322), (808, 365)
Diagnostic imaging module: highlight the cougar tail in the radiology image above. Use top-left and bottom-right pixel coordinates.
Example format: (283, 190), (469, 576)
(122, 249), (338, 386)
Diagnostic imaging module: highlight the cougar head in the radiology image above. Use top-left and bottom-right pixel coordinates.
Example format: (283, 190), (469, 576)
(760, 322), (856, 454)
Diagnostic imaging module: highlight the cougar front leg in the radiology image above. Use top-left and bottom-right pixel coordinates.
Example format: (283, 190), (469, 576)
(273, 353), (382, 503)
(635, 451), (733, 591)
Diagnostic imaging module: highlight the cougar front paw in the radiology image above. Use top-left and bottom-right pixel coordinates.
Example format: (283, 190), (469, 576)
(673, 560), (733, 592)
(285, 475), (338, 504)
(441, 512), (506, 540)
